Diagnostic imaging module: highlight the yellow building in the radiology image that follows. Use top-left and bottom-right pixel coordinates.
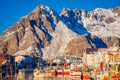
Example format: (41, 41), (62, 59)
(108, 52), (120, 64)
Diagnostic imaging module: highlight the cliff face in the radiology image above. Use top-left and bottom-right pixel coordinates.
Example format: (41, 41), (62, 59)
(102, 36), (120, 47)
(0, 5), (120, 58)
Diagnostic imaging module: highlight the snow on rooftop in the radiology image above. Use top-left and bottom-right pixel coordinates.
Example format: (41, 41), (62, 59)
(108, 47), (119, 52)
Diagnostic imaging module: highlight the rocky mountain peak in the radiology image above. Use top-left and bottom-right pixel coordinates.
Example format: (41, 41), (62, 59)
(30, 5), (51, 18)
(60, 8), (71, 16)
(112, 7), (120, 17)
(0, 5), (60, 57)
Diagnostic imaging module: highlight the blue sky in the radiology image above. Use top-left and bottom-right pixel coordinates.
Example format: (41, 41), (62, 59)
(0, 0), (120, 35)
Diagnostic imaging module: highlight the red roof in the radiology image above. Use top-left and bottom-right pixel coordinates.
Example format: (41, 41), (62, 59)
(0, 57), (5, 61)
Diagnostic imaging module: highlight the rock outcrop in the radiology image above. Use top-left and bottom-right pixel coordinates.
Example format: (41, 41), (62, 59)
(65, 36), (91, 57)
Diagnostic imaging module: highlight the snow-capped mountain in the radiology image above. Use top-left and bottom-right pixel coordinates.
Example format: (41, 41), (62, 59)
(0, 5), (120, 58)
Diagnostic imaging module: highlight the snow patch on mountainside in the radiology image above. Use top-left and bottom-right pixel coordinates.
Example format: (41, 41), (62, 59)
(42, 21), (78, 59)
(14, 47), (41, 56)
(83, 8), (120, 38)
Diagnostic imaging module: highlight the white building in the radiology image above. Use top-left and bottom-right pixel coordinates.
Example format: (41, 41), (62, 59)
(85, 48), (108, 69)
